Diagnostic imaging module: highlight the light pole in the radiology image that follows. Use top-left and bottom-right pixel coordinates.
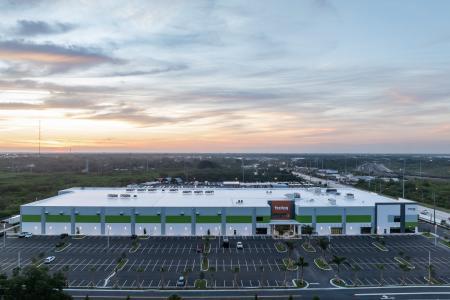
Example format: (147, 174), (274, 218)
(18, 251), (21, 269)
(402, 159), (405, 198)
(3, 223), (5, 248)
(107, 226), (110, 250)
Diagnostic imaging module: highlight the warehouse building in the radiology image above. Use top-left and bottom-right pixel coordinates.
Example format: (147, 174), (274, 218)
(20, 187), (418, 236)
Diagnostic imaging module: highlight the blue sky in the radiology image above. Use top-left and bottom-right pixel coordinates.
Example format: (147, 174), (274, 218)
(0, 0), (449, 153)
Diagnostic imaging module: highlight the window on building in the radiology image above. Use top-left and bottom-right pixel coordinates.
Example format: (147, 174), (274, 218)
(394, 216), (401, 222)
(256, 216), (264, 222)
(256, 227), (267, 234)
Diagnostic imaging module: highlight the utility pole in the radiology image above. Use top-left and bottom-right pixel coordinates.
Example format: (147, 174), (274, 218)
(241, 158), (244, 183)
(433, 192), (437, 246)
(38, 120), (41, 157)
(18, 251), (21, 268)
(3, 223), (5, 248)
(402, 159), (405, 198)
(428, 251), (431, 283)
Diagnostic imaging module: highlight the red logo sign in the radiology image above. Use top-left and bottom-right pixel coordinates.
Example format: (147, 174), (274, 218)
(271, 200), (293, 219)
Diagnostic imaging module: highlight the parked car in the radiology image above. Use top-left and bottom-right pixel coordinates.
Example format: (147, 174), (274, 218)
(196, 244), (203, 253)
(44, 256), (55, 264)
(421, 210), (429, 215)
(18, 232), (32, 238)
(236, 241), (243, 249)
(176, 276), (185, 287)
(60, 233), (68, 239)
(222, 237), (229, 248)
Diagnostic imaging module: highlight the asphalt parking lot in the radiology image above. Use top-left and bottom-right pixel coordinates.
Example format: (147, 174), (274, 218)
(0, 234), (449, 289)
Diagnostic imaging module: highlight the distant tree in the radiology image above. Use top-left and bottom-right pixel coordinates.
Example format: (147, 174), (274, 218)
(296, 257), (309, 285)
(375, 264), (384, 285)
(330, 256), (346, 279)
(318, 238), (329, 259)
(167, 295), (182, 300)
(0, 265), (72, 299)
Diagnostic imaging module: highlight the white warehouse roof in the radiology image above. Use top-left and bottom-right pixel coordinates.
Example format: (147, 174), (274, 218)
(23, 187), (414, 208)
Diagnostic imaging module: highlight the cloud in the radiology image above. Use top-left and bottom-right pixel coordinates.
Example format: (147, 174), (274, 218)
(0, 40), (123, 74)
(14, 20), (75, 36)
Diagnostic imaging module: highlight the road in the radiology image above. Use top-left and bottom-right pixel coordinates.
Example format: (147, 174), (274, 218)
(66, 286), (450, 299)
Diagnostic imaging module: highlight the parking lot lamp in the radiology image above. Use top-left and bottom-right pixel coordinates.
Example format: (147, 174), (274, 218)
(3, 223), (5, 248)
(18, 250), (21, 269)
(107, 226), (110, 249)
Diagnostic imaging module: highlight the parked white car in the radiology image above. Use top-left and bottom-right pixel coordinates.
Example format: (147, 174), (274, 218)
(44, 256), (55, 264)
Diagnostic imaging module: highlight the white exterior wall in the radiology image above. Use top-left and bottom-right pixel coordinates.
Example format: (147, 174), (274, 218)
(316, 223), (342, 235)
(226, 223), (252, 236)
(75, 223), (101, 235)
(165, 223), (191, 236)
(345, 223), (371, 235)
(106, 223), (131, 236)
(45, 222), (70, 235)
(135, 223), (161, 236)
(196, 224), (222, 236)
(377, 204), (400, 234)
(21, 222), (41, 234)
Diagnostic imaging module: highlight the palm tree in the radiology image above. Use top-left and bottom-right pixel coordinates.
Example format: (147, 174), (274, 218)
(259, 265), (264, 287)
(375, 264), (384, 285)
(398, 263), (410, 285)
(318, 238), (329, 260)
(303, 225), (313, 247)
(350, 264), (361, 286)
(89, 266), (97, 287)
(136, 267), (144, 288)
(160, 267), (166, 289)
(209, 266), (216, 288)
(296, 257), (309, 285)
(285, 241), (295, 261)
(183, 267), (191, 288)
(330, 255), (346, 279)
(232, 267), (240, 287)
(281, 264), (288, 287)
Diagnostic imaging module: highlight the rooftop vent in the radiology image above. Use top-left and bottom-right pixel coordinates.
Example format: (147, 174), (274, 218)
(182, 190), (192, 194)
(126, 188), (135, 192)
(169, 188), (178, 192)
(326, 188), (338, 194)
(205, 190), (214, 194)
(148, 188), (157, 192)
(194, 190), (203, 194)
(137, 188), (146, 192)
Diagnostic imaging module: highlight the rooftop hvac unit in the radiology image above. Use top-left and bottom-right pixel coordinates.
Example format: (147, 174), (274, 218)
(309, 198), (314, 202)
(182, 190), (192, 194)
(194, 190), (203, 194)
(328, 198), (336, 205)
(107, 194), (118, 198)
(137, 189), (146, 192)
(346, 193), (355, 199)
(293, 192), (301, 199)
(314, 188), (321, 194)
(126, 188), (135, 192)
(148, 188), (157, 192)
(205, 190), (214, 194)
(169, 188), (178, 192)
(120, 194), (131, 198)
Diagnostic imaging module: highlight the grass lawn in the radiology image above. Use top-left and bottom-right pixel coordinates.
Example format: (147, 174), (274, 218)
(301, 242), (316, 252)
(439, 239), (450, 248)
(314, 257), (332, 271)
(194, 279), (207, 289)
(422, 232), (434, 238)
(372, 241), (389, 252)
(331, 277), (347, 287)
(282, 258), (298, 271)
(394, 257), (415, 269)
(201, 258), (209, 271)
(275, 242), (287, 253)
(293, 279), (308, 288)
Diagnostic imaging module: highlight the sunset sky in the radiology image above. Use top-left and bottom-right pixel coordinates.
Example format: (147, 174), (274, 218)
(1, 0), (449, 153)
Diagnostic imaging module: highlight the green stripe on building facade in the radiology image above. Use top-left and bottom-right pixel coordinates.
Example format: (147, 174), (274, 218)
(295, 215), (312, 223)
(256, 216), (271, 223)
(21, 215), (41, 222)
(166, 215), (192, 223)
(105, 215), (131, 223)
(135, 215), (161, 223)
(46, 215), (71, 222)
(196, 215), (221, 223)
(226, 215), (252, 223)
(346, 215), (371, 223)
(316, 215), (342, 223)
(75, 215), (101, 223)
